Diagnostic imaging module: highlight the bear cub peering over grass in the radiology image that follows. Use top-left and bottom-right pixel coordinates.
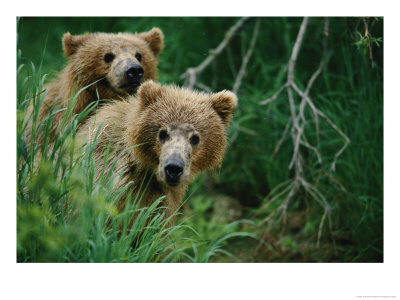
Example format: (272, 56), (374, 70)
(77, 81), (237, 222)
(27, 28), (163, 142)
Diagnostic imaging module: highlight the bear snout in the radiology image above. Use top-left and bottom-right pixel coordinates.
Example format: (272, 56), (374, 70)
(115, 61), (144, 94)
(164, 155), (185, 186)
(125, 64), (144, 82)
(119, 64), (144, 93)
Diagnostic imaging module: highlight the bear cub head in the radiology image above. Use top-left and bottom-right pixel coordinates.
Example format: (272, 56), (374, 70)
(126, 81), (237, 188)
(63, 28), (163, 95)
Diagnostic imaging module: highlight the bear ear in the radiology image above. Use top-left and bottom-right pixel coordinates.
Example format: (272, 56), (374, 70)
(138, 80), (163, 109)
(137, 27), (164, 56)
(210, 90), (238, 126)
(62, 32), (90, 57)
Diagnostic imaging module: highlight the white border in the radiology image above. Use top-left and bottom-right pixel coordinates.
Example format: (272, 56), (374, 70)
(2, 1), (399, 299)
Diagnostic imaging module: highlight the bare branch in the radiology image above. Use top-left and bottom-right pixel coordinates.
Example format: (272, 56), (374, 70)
(305, 18), (329, 95)
(299, 139), (323, 164)
(233, 18), (261, 94)
(256, 18), (348, 248)
(291, 81), (351, 171)
(272, 117), (291, 157)
(287, 86), (302, 170)
(288, 17), (309, 83)
(180, 17), (251, 90)
(303, 18), (329, 148)
(260, 83), (288, 105)
(317, 208), (328, 248)
(226, 44), (238, 78)
(258, 182), (294, 225)
(194, 82), (213, 93)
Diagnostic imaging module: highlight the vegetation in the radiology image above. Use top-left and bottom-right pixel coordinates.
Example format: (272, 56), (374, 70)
(17, 17), (383, 262)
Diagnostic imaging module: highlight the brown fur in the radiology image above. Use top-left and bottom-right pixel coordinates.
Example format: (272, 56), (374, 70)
(77, 81), (237, 222)
(26, 28), (164, 142)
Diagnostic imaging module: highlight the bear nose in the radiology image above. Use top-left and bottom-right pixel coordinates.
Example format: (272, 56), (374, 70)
(125, 64), (144, 81)
(164, 158), (184, 186)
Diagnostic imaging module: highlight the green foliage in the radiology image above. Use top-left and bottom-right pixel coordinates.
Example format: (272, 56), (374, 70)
(17, 17), (383, 262)
(171, 194), (255, 262)
(354, 32), (383, 54)
(353, 17), (383, 61)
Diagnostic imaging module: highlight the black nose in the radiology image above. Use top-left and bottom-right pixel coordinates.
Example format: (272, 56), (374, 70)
(164, 159), (184, 185)
(125, 64), (144, 81)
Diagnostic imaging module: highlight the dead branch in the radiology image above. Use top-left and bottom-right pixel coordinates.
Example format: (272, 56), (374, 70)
(180, 17), (251, 90)
(260, 17), (350, 173)
(259, 82), (289, 105)
(194, 82), (212, 93)
(226, 45), (238, 78)
(257, 17), (349, 248)
(287, 17), (309, 83)
(233, 18), (261, 94)
(272, 117), (291, 157)
(290, 81), (351, 171)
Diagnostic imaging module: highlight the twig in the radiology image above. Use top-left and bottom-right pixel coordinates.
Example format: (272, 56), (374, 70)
(194, 82), (212, 93)
(299, 139), (322, 164)
(233, 18), (261, 94)
(259, 83), (288, 105)
(226, 44), (238, 78)
(287, 17), (309, 83)
(363, 17), (373, 63)
(317, 208), (328, 248)
(287, 86), (302, 171)
(272, 117), (291, 157)
(180, 17), (251, 90)
(290, 81), (350, 171)
(303, 18), (329, 149)
(305, 18), (329, 95)
(257, 180), (294, 220)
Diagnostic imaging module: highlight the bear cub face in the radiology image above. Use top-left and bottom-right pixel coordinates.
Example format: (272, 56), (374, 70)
(157, 122), (200, 186)
(63, 28), (163, 95)
(127, 81), (237, 188)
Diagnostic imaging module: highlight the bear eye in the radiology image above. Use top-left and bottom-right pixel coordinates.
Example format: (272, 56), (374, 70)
(190, 134), (200, 146)
(104, 53), (115, 63)
(135, 53), (142, 62)
(159, 129), (169, 142)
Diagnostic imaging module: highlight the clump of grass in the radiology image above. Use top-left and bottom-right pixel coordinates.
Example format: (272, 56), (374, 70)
(170, 194), (256, 263)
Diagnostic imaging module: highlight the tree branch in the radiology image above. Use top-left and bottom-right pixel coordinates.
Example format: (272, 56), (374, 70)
(180, 17), (251, 90)
(233, 18), (261, 94)
(257, 17), (347, 248)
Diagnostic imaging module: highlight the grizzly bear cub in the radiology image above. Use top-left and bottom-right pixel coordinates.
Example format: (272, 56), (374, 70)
(77, 81), (237, 222)
(26, 28), (164, 142)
